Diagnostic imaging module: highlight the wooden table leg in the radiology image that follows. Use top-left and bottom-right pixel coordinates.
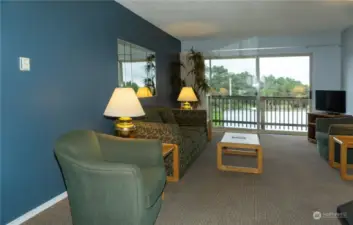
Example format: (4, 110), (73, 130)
(172, 145), (179, 181)
(217, 144), (223, 170)
(329, 135), (335, 168)
(257, 147), (263, 174)
(166, 144), (179, 182)
(340, 144), (353, 181)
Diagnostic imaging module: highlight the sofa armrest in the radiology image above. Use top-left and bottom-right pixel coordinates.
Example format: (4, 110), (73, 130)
(96, 133), (164, 168)
(329, 124), (353, 136)
(172, 109), (207, 127)
(134, 121), (182, 145)
(316, 117), (353, 133)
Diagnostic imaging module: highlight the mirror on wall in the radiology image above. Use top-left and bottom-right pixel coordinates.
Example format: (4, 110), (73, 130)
(117, 39), (156, 97)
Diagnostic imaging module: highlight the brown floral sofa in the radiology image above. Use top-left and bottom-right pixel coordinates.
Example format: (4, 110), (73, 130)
(134, 107), (208, 180)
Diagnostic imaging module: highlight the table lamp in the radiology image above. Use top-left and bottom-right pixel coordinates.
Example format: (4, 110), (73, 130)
(136, 87), (153, 98)
(177, 87), (198, 110)
(104, 88), (145, 137)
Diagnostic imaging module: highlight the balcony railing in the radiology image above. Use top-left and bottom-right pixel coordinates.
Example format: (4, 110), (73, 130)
(209, 96), (309, 132)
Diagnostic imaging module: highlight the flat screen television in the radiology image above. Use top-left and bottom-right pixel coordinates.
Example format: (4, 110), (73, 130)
(315, 90), (346, 114)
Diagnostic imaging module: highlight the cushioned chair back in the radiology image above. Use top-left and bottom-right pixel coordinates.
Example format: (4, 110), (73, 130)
(141, 108), (163, 123)
(55, 130), (102, 161)
(55, 130), (143, 225)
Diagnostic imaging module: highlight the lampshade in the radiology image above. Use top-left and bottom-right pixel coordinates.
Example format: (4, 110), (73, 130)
(136, 87), (152, 98)
(104, 88), (145, 117)
(177, 87), (198, 102)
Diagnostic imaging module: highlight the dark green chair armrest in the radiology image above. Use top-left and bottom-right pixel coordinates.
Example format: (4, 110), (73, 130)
(172, 109), (207, 127)
(96, 133), (164, 168)
(329, 124), (353, 136)
(316, 118), (353, 133)
(134, 121), (182, 145)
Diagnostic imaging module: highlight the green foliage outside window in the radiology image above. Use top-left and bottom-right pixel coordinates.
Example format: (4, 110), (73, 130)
(208, 65), (309, 98)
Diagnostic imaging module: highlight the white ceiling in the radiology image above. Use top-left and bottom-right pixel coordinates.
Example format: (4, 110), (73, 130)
(116, 0), (353, 40)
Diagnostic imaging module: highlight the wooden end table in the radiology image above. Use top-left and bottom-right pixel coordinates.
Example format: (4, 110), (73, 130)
(217, 132), (263, 174)
(162, 144), (173, 157)
(161, 143), (179, 200)
(119, 136), (180, 182)
(162, 143), (179, 182)
(329, 135), (353, 181)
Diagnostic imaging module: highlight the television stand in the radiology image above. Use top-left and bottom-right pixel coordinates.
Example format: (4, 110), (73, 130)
(307, 112), (352, 143)
(326, 112), (341, 115)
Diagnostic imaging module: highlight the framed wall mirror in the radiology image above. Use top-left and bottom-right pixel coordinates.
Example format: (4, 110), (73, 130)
(117, 39), (156, 97)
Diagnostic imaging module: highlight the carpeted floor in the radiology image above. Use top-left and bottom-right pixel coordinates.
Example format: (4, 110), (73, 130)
(24, 132), (353, 225)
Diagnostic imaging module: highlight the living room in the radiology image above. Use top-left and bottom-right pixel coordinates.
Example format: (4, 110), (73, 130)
(1, 1), (353, 225)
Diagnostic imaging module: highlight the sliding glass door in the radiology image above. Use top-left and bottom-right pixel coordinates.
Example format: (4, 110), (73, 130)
(259, 56), (310, 132)
(207, 55), (311, 133)
(206, 58), (258, 129)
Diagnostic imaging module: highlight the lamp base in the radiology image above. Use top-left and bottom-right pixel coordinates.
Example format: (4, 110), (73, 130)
(181, 102), (193, 110)
(116, 117), (136, 138)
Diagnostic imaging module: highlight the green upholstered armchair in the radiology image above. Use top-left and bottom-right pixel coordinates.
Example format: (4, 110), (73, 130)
(316, 117), (353, 162)
(54, 130), (166, 225)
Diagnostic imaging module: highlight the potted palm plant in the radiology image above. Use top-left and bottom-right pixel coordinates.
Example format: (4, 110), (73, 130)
(145, 54), (156, 95)
(172, 48), (210, 107)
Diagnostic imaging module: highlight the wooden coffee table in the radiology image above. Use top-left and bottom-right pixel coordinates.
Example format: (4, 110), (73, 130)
(217, 132), (263, 174)
(329, 135), (353, 181)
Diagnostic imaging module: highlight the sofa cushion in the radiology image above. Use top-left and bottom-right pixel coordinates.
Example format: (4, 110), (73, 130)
(316, 131), (329, 160)
(179, 136), (193, 173)
(134, 121), (182, 145)
(180, 126), (207, 162)
(180, 126), (206, 135)
(143, 108), (163, 123)
(159, 108), (177, 124)
(140, 167), (165, 208)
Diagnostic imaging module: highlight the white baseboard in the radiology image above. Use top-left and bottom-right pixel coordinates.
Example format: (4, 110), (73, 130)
(7, 192), (68, 225)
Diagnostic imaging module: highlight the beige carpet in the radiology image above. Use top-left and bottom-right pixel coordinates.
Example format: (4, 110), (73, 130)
(24, 132), (353, 225)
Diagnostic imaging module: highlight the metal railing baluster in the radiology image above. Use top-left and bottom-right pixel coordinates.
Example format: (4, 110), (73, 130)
(208, 96), (308, 132)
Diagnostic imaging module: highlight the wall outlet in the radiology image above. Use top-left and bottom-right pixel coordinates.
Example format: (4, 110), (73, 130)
(19, 57), (30, 71)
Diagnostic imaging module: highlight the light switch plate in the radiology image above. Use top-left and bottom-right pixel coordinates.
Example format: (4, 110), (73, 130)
(19, 57), (30, 71)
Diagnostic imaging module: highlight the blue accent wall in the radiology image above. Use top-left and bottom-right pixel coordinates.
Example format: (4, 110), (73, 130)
(0, 1), (180, 224)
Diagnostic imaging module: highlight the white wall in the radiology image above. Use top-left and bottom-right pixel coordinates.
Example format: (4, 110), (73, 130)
(182, 31), (343, 108)
(342, 26), (353, 114)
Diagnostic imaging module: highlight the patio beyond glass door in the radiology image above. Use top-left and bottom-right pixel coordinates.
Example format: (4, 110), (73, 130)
(207, 58), (258, 129)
